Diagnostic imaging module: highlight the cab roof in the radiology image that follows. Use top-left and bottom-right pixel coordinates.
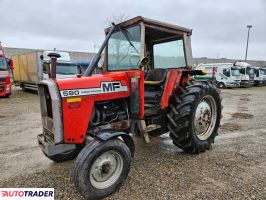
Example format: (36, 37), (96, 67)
(105, 16), (192, 36)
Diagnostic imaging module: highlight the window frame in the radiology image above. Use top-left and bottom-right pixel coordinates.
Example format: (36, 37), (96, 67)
(151, 36), (186, 69)
(105, 24), (142, 72)
(0, 56), (8, 70)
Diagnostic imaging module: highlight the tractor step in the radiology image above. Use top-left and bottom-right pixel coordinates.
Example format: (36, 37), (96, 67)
(143, 124), (161, 133)
(139, 120), (161, 143)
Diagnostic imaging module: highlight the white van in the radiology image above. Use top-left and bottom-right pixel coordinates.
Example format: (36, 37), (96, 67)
(261, 68), (266, 85)
(253, 67), (266, 86)
(233, 62), (255, 87)
(195, 63), (241, 88)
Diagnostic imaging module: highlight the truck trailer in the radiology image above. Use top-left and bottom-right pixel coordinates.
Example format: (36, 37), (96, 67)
(12, 51), (79, 91)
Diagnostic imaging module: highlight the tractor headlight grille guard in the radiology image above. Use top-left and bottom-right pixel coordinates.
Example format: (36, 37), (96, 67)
(37, 80), (64, 144)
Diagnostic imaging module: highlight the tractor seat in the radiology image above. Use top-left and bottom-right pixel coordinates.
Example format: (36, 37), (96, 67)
(144, 68), (168, 86)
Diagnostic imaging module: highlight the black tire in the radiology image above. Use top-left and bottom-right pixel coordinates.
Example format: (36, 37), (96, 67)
(21, 83), (28, 92)
(167, 81), (222, 154)
(73, 139), (131, 200)
(42, 145), (82, 163)
(217, 82), (225, 89)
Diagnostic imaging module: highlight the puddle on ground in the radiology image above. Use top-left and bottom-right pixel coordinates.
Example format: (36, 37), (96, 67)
(238, 107), (248, 112)
(220, 123), (241, 132)
(240, 97), (250, 101)
(231, 112), (254, 119)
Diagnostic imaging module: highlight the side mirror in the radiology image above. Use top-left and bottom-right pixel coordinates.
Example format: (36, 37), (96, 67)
(6, 58), (14, 70)
(138, 57), (149, 69)
(96, 65), (103, 70)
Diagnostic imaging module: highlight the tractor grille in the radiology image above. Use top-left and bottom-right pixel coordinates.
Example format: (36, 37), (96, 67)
(0, 85), (4, 93)
(42, 116), (55, 143)
(37, 81), (63, 144)
(0, 78), (5, 83)
(39, 85), (54, 142)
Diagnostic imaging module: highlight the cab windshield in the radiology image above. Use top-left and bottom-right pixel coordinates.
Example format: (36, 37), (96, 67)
(56, 63), (79, 75)
(246, 67), (255, 75)
(260, 69), (266, 75)
(231, 68), (240, 76)
(0, 56), (8, 71)
(107, 25), (141, 70)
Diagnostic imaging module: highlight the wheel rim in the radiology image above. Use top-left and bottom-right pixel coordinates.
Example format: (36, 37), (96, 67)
(89, 150), (123, 189)
(194, 95), (217, 140)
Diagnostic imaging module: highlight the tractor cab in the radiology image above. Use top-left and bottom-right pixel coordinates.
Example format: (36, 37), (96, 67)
(103, 16), (192, 82)
(102, 17), (194, 132)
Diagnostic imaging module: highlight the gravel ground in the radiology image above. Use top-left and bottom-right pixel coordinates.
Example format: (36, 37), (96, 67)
(0, 86), (265, 200)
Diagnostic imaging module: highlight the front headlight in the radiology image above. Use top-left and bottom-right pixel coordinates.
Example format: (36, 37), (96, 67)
(6, 84), (11, 91)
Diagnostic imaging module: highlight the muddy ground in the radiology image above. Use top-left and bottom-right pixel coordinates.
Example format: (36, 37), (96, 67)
(0, 86), (265, 199)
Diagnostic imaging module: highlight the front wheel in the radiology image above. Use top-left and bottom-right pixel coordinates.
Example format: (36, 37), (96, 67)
(73, 139), (131, 200)
(21, 83), (28, 92)
(167, 81), (222, 153)
(217, 82), (225, 89)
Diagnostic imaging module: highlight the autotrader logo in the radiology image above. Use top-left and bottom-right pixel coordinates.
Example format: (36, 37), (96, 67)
(0, 188), (54, 199)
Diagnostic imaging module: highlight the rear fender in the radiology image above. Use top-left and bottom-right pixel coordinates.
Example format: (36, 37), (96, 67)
(94, 131), (135, 156)
(160, 69), (183, 110)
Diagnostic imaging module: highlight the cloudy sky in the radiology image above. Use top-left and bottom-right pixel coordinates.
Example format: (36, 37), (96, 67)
(0, 0), (265, 60)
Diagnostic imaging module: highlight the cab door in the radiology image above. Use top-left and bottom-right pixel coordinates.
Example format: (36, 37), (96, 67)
(128, 70), (145, 119)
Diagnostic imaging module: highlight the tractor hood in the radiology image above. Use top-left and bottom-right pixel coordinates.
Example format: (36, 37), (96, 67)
(56, 71), (131, 98)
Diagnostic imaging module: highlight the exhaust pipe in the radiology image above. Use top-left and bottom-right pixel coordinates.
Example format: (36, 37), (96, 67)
(47, 52), (61, 79)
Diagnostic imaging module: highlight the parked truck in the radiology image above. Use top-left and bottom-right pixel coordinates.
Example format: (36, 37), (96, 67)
(261, 67), (266, 85)
(234, 61), (254, 87)
(0, 43), (13, 97)
(253, 66), (266, 86)
(12, 51), (79, 91)
(195, 63), (241, 88)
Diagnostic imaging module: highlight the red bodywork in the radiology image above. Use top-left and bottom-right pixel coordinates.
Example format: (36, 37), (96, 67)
(57, 70), (144, 143)
(0, 45), (12, 97)
(56, 69), (186, 144)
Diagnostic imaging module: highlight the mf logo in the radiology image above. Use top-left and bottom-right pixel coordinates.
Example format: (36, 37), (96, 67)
(102, 82), (121, 92)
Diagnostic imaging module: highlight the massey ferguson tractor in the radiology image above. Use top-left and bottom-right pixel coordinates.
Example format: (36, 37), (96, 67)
(37, 16), (222, 199)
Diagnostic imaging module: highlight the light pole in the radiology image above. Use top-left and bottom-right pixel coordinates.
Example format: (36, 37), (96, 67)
(245, 25), (252, 62)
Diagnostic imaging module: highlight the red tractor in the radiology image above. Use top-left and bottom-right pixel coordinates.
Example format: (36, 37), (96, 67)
(37, 16), (222, 199)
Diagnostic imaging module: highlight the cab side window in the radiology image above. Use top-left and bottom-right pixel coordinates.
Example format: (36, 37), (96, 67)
(239, 68), (245, 74)
(43, 63), (49, 74)
(223, 69), (230, 77)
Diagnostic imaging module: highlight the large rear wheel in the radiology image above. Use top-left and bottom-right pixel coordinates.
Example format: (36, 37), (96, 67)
(73, 139), (131, 200)
(167, 81), (222, 153)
